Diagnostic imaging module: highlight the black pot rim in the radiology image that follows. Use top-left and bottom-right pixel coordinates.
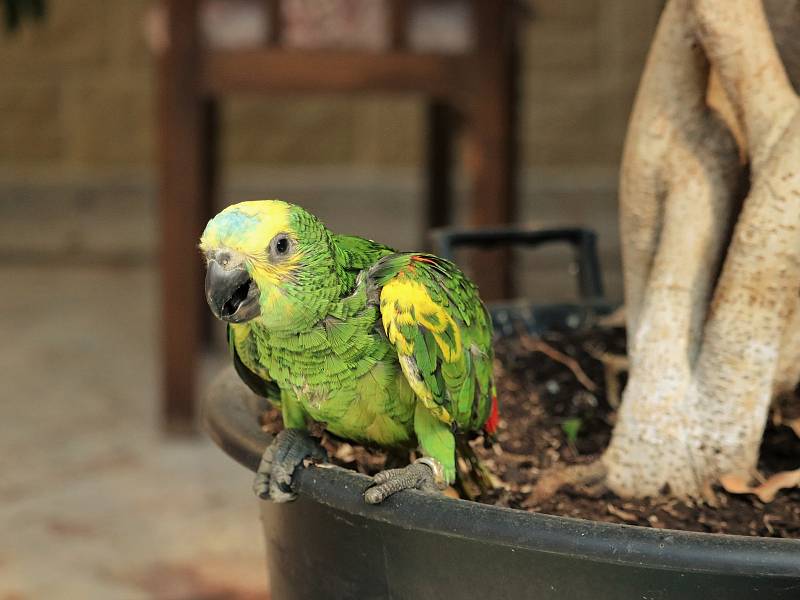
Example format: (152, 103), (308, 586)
(203, 367), (800, 579)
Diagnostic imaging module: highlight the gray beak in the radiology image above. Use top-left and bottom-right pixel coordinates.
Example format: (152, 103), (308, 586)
(204, 259), (260, 323)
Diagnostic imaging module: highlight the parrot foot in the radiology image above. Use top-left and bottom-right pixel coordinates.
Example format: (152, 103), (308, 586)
(253, 428), (327, 503)
(364, 457), (446, 504)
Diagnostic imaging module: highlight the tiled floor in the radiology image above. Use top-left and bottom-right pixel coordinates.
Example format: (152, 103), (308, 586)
(1, 265), (269, 599)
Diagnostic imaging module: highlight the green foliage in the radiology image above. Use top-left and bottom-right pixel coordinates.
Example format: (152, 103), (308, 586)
(561, 417), (583, 445)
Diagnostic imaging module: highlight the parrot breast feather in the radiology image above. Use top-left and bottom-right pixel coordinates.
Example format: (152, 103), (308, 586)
(227, 324), (281, 405)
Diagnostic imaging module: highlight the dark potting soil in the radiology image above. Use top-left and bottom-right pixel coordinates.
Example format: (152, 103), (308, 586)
(259, 326), (800, 539)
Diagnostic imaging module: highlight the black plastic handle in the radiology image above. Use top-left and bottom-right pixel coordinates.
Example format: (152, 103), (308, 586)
(432, 226), (605, 303)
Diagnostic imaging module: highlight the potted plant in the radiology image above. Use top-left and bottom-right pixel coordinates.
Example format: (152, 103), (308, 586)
(204, 1), (800, 597)
(203, 314), (799, 600)
(203, 224), (799, 599)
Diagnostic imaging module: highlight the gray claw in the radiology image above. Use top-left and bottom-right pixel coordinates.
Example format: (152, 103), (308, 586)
(364, 459), (443, 505)
(253, 428), (327, 503)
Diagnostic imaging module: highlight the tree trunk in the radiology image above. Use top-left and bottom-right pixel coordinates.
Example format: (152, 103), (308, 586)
(604, 0), (800, 498)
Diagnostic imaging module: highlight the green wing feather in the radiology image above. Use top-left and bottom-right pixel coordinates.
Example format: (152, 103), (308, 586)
(333, 234), (395, 273)
(369, 253), (495, 434)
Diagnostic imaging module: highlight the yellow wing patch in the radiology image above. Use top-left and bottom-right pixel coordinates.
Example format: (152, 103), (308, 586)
(398, 355), (452, 423)
(380, 276), (462, 363)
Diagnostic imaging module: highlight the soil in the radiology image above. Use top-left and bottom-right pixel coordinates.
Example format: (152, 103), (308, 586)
(259, 326), (800, 539)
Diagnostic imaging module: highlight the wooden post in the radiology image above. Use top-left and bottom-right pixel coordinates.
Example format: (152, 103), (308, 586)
(389, 0), (409, 50)
(264, 0), (282, 46)
(157, 0), (216, 433)
(464, 0), (517, 300)
(425, 100), (454, 243)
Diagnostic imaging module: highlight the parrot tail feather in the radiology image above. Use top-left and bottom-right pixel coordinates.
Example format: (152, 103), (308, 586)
(484, 394), (499, 437)
(455, 436), (496, 500)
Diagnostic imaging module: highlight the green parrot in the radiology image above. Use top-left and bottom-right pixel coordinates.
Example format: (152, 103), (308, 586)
(201, 200), (497, 503)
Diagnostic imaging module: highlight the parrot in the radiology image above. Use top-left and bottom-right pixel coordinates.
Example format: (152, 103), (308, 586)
(200, 200), (498, 504)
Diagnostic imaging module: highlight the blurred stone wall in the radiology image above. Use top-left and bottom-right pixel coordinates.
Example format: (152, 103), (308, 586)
(0, 0), (664, 302)
(0, 2), (152, 170)
(0, 0), (661, 172)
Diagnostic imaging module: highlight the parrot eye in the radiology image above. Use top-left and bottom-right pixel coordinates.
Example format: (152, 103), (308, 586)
(269, 233), (293, 258)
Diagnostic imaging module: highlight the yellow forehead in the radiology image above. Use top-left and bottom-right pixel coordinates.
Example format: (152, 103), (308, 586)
(200, 200), (291, 256)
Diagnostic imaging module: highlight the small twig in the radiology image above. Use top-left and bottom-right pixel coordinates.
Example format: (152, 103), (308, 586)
(499, 451), (538, 464)
(763, 514), (776, 535)
(597, 305), (627, 328)
(607, 503), (638, 522)
(585, 343), (629, 408)
(585, 344), (630, 371)
(521, 336), (598, 392)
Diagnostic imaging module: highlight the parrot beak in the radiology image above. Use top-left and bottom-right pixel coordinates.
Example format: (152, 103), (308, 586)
(205, 257), (261, 323)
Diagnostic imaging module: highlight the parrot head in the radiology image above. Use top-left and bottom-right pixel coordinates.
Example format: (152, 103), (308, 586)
(200, 200), (341, 331)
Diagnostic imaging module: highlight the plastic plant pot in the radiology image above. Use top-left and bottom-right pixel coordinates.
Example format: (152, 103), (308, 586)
(203, 365), (800, 600)
(203, 228), (800, 599)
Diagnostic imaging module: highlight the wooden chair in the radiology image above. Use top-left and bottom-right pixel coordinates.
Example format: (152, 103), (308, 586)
(156, 0), (518, 431)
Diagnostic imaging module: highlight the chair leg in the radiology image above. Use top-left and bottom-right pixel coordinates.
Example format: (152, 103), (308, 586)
(157, 0), (209, 433)
(465, 107), (515, 301)
(425, 100), (454, 245)
(465, 0), (518, 301)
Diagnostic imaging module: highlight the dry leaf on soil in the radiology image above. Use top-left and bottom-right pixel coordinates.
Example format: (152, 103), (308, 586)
(720, 470), (800, 503)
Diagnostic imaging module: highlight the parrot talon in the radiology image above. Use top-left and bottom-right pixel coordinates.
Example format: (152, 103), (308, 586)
(364, 457), (446, 504)
(253, 428), (327, 503)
